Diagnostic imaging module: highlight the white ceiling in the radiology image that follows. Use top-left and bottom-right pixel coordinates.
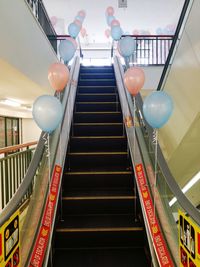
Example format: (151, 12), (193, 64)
(0, 0), (57, 118)
(43, 0), (184, 45)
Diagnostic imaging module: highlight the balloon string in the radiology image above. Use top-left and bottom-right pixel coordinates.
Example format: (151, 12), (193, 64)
(42, 133), (50, 158)
(153, 128), (158, 223)
(133, 96), (137, 222)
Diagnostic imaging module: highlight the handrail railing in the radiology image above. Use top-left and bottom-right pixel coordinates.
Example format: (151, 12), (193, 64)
(113, 56), (176, 265)
(111, 34), (174, 66)
(157, 0), (192, 90)
(0, 141), (37, 155)
(0, 142), (37, 211)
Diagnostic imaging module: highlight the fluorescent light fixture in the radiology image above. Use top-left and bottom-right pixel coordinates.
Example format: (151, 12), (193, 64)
(0, 98), (21, 107)
(169, 171), (200, 207)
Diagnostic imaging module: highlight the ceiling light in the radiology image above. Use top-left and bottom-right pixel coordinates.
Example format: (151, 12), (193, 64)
(0, 98), (21, 107)
(169, 171), (200, 207)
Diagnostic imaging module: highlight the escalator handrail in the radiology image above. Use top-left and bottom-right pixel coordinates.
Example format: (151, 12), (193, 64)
(0, 56), (79, 227)
(157, 0), (193, 91)
(114, 55), (200, 225)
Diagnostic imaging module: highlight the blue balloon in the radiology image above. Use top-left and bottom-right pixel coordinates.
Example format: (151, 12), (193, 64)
(58, 39), (76, 62)
(107, 15), (115, 26)
(75, 15), (84, 23)
(143, 91), (173, 129)
(111, 25), (122, 41)
(32, 95), (63, 133)
(68, 22), (80, 38)
(118, 37), (136, 57)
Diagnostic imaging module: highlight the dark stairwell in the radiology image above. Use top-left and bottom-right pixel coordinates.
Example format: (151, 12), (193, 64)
(52, 65), (151, 266)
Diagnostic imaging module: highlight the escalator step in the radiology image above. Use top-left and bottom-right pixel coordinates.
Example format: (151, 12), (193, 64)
(78, 86), (116, 94)
(63, 171), (133, 189)
(72, 123), (123, 136)
(73, 112), (122, 123)
(66, 152), (129, 171)
(69, 136), (127, 152)
(53, 247), (149, 267)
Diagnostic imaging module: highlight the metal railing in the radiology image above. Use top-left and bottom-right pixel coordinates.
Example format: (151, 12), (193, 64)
(112, 35), (174, 66)
(0, 142), (37, 210)
(26, 0), (57, 53)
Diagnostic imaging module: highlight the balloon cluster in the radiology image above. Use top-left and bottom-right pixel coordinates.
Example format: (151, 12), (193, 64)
(105, 6), (135, 59)
(58, 10), (87, 63)
(105, 6), (122, 41)
(32, 62), (70, 133)
(156, 24), (176, 35)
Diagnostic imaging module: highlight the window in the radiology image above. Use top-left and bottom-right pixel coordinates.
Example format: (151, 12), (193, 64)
(0, 117), (20, 148)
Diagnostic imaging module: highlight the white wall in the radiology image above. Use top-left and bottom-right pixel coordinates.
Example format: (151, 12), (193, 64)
(43, 0), (184, 45)
(22, 118), (41, 143)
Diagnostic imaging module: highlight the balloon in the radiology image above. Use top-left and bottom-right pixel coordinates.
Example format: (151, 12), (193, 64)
(75, 15), (84, 23)
(124, 67), (145, 96)
(118, 37), (136, 57)
(65, 37), (78, 49)
(48, 63), (69, 92)
(74, 19), (82, 29)
(68, 22), (80, 38)
(58, 39), (76, 62)
(80, 28), (87, 38)
(106, 6), (114, 16)
(111, 25), (122, 41)
(111, 19), (120, 27)
(107, 15), (115, 26)
(50, 16), (57, 26)
(105, 29), (110, 38)
(143, 91), (173, 128)
(78, 10), (86, 18)
(32, 95), (63, 133)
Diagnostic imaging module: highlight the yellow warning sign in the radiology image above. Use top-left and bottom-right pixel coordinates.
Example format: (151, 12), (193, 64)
(179, 210), (200, 267)
(0, 210), (20, 267)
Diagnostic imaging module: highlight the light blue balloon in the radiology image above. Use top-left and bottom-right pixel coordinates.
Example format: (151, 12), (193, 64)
(58, 39), (76, 62)
(111, 25), (122, 41)
(107, 15), (115, 26)
(75, 15), (84, 23)
(143, 91), (173, 129)
(118, 37), (136, 57)
(32, 95), (63, 133)
(68, 22), (80, 38)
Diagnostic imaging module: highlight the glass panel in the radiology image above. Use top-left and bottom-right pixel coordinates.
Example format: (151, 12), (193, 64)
(0, 117), (5, 148)
(6, 118), (12, 146)
(12, 119), (19, 146)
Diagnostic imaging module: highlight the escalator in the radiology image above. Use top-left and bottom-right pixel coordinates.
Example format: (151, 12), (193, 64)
(52, 66), (150, 266)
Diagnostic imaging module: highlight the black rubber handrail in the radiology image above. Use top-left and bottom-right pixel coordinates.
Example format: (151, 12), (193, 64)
(157, 0), (192, 90)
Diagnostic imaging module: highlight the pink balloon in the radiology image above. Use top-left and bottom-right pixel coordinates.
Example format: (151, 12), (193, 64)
(65, 37), (78, 49)
(105, 29), (111, 38)
(48, 63), (69, 92)
(124, 67), (145, 96)
(111, 19), (120, 27)
(80, 28), (87, 38)
(74, 19), (82, 29)
(106, 6), (114, 16)
(78, 10), (86, 18)
(51, 16), (57, 26)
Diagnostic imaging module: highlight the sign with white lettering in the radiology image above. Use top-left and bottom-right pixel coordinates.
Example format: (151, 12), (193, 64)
(29, 164), (62, 267)
(135, 163), (174, 267)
